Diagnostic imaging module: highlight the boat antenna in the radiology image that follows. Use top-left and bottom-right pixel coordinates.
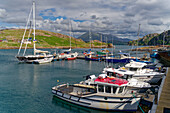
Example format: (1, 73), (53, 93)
(136, 24), (141, 59)
(33, 1), (36, 55)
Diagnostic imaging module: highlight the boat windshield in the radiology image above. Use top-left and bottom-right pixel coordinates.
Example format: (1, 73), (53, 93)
(119, 70), (126, 72)
(129, 67), (138, 71)
(118, 86), (124, 93)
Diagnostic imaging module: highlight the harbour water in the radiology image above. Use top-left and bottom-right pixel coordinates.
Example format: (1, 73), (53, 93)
(0, 45), (156, 113)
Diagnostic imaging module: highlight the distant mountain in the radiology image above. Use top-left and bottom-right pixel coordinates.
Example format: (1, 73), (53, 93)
(78, 32), (132, 45)
(128, 30), (170, 46)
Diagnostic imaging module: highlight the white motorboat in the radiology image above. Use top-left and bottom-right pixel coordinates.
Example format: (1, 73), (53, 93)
(103, 61), (165, 84)
(52, 73), (151, 111)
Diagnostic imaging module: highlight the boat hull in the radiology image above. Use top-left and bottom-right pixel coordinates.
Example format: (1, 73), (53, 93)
(158, 50), (170, 67)
(85, 56), (101, 61)
(106, 58), (137, 63)
(66, 57), (77, 60)
(16, 55), (53, 63)
(33, 57), (53, 64)
(63, 52), (78, 60)
(52, 88), (140, 111)
(133, 74), (164, 84)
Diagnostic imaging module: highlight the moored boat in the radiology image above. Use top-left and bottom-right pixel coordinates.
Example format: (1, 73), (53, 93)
(158, 49), (170, 67)
(60, 49), (78, 60)
(84, 50), (101, 61)
(105, 52), (138, 63)
(150, 49), (159, 58)
(52, 73), (152, 111)
(16, 2), (53, 63)
(103, 61), (165, 84)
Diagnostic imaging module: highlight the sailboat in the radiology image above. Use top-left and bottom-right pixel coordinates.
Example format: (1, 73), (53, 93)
(135, 24), (152, 64)
(84, 29), (101, 61)
(60, 20), (78, 60)
(16, 1), (53, 64)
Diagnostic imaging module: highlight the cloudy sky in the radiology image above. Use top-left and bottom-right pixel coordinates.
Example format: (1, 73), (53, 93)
(0, 0), (170, 39)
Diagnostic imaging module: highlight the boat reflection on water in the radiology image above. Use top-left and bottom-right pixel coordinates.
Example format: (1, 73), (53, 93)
(52, 96), (132, 113)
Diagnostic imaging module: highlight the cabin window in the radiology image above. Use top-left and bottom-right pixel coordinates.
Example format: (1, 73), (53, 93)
(118, 87), (124, 93)
(113, 86), (117, 94)
(107, 72), (113, 76)
(129, 75), (133, 78)
(129, 68), (137, 71)
(105, 86), (111, 93)
(124, 75), (127, 80)
(98, 85), (104, 92)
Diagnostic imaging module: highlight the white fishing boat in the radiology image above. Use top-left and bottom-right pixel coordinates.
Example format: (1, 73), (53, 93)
(103, 61), (165, 83)
(52, 73), (151, 111)
(16, 2), (53, 63)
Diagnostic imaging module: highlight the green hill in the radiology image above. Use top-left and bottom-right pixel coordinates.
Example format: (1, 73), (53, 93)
(129, 30), (170, 46)
(0, 29), (108, 49)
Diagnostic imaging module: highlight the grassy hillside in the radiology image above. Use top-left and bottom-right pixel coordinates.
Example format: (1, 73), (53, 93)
(0, 29), (107, 49)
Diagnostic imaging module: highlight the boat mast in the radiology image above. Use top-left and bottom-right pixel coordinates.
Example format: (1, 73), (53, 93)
(89, 28), (91, 49)
(163, 30), (165, 48)
(33, 1), (36, 55)
(136, 24), (141, 58)
(69, 20), (71, 50)
(101, 34), (102, 49)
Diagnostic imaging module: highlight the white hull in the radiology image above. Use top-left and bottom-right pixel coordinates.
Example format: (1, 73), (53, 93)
(133, 74), (164, 83)
(52, 87), (140, 111)
(63, 52), (78, 60)
(33, 57), (53, 64)
(103, 66), (165, 84)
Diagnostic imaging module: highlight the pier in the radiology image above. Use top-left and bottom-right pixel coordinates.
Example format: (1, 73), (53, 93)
(150, 67), (170, 113)
(155, 67), (170, 113)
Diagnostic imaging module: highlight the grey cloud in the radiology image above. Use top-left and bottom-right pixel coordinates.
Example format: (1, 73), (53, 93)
(0, 0), (170, 39)
(0, 8), (7, 18)
(91, 15), (97, 19)
(148, 19), (163, 26)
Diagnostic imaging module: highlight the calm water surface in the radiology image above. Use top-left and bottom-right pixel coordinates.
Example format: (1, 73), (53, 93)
(0, 46), (153, 113)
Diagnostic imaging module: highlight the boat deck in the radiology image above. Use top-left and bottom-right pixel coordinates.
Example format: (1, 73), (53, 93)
(57, 85), (73, 94)
(55, 84), (142, 98)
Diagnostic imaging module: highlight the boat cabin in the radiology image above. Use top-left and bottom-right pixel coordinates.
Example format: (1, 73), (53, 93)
(125, 61), (148, 72)
(34, 49), (51, 56)
(106, 69), (134, 80)
(118, 52), (130, 59)
(94, 74), (128, 95)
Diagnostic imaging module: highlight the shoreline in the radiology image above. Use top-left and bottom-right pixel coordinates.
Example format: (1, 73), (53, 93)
(1, 45), (169, 50)
(131, 45), (170, 51)
(0, 46), (114, 50)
